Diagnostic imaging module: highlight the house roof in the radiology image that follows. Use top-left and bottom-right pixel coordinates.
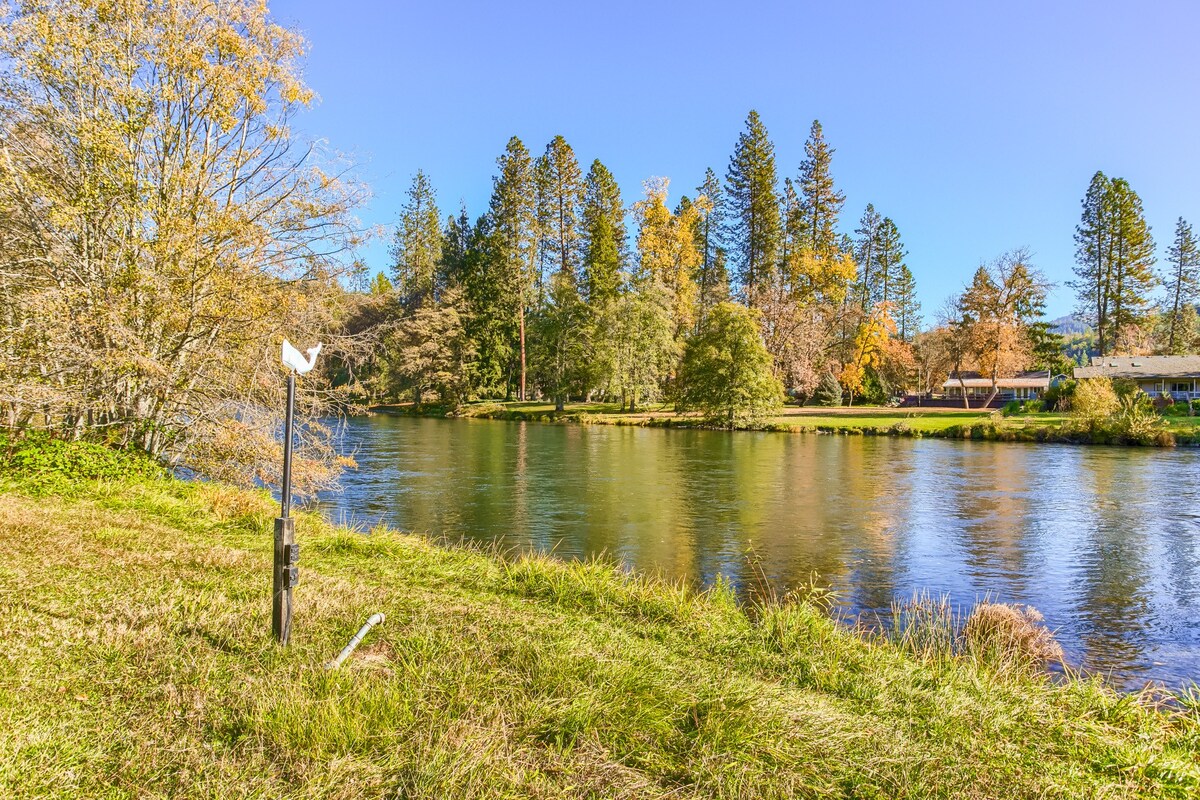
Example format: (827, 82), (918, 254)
(1073, 355), (1200, 380)
(941, 370), (1051, 389)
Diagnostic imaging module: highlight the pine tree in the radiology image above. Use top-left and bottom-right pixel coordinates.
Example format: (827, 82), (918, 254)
(1164, 217), (1200, 353)
(854, 204), (883, 308)
(725, 110), (781, 303)
(1107, 178), (1157, 345)
(796, 119), (845, 260)
(694, 167), (729, 321)
(485, 137), (538, 399)
(535, 135), (585, 282)
(438, 203), (472, 289)
(893, 264), (921, 342)
(390, 170), (442, 303)
(873, 217), (906, 307)
(1072, 171), (1116, 355)
(779, 177), (803, 295)
(581, 159), (626, 305)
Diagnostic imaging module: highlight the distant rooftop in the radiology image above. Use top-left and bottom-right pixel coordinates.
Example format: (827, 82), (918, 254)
(942, 370), (1050, 389)
(1074, 355), (1200, 380)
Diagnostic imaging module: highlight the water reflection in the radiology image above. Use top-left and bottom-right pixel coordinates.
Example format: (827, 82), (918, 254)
(320, 415), (1200, 689)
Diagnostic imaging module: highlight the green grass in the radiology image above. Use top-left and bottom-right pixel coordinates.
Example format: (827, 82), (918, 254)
(2, 467), (1197, 797)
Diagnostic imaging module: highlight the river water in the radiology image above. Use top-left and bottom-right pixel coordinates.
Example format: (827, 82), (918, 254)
(319, 414), (1200, 689)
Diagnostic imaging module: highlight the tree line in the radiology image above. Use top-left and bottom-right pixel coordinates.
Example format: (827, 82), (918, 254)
(342, 113), (934, 413)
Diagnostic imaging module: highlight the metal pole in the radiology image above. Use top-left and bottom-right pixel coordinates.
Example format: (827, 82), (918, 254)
(273, 372), (298, 644)
(281, 373), (295, 519)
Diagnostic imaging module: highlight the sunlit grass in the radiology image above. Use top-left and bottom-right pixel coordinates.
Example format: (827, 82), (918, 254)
(3, 472), (1195, 797)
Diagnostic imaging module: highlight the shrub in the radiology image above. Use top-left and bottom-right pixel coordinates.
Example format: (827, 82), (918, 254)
(1071, 377), (1119, 430)
(1024, 399), (1044, 413)
(1042, 379), (1075, 412)
(1162, 400), (1190, 417)
(1001, 400), (1022, 416)
(0, 435), (164, 494)
(810, 371), (843, 407)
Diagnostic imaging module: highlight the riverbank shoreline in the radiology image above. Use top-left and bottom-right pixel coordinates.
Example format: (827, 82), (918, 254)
(371, 401), (1200, 447)
(1, 454), (1197, 797)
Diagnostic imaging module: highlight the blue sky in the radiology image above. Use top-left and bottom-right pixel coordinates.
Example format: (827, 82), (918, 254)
(270, 0), (1199, 319)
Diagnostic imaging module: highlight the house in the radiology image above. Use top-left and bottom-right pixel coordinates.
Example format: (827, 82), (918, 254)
(941, 370), (1051, 401)
(1073, 355), (1200, 401)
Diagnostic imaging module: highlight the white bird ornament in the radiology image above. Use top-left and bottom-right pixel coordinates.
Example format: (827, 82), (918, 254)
(281, 339), (322, 375)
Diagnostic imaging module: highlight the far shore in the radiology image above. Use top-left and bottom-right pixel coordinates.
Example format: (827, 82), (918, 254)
(368, 400), (1200, 446)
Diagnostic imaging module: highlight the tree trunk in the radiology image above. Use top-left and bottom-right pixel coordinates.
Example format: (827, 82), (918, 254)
(519, 309), (527, 401)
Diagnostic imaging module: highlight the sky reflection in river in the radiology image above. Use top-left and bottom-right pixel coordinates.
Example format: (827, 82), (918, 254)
(319, 415), (1200, 689)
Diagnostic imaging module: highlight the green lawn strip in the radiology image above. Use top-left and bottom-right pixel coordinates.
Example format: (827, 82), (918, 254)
(0, 478), (1196, 798)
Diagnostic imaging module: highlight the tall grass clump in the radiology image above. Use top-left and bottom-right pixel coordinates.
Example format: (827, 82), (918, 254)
(888, 592), (1064, 674)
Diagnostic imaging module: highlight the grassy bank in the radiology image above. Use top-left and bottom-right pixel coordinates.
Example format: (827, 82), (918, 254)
(375, 401), (1200, 445)
(1, 460), (1198, 797)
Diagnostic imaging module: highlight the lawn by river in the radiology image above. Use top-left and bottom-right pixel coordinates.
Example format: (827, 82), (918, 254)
(1, 459), (1197, 798)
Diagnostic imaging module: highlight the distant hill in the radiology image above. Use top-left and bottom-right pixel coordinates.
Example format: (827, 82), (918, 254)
(1049, 315), (1091, 335)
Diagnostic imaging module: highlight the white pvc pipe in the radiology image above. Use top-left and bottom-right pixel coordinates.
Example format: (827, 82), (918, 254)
(325, 612), (385, 669)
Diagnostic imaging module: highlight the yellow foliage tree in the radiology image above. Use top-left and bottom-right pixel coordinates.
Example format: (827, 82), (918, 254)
(840, 304), (896, 405)
(633, 178), (701, 337)
(0, 0), (364, 489)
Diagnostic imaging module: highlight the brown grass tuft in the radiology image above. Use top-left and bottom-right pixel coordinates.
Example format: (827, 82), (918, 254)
(963, 602), (1064, 669)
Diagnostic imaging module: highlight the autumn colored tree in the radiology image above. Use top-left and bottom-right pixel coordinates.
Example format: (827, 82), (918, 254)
(840, 305), (894, 406)
(634, 178), (701, 337)
(957, 249), (1049, 404)
(0, 0), (363, 487)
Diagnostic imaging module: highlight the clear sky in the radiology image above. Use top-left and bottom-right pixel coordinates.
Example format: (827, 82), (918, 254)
(270, 0), (1199, 319)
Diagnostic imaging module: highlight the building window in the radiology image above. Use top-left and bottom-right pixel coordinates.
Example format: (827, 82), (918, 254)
(1171, 382), (1193, 394)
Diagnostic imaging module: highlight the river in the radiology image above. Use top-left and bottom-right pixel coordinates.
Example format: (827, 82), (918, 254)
(319, 414), (1200, 689)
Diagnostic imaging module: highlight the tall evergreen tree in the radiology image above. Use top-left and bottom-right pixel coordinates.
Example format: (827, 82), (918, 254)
(779, 177), (803, 295)
(535, 135), (585, 281)
(581, 159), (626, 304)
(390, 170), (442, 303)
(485, 137), (538, 399)
(893, 264), (921, 342)
(796, 119), (845, 259)
(873, 217), (907, 307)
(725, 110), (781, 303)
(1164, 216), (1200, 353)
(438, 202), (472, 289)
(1107, 177), (1157, 346)
(1072, 171), (1114, 354)
(694, 167), (729, 321)
(854, 204), (883, 308)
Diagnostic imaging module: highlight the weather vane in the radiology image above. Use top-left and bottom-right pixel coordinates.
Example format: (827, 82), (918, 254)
(273, 337), (322, 645)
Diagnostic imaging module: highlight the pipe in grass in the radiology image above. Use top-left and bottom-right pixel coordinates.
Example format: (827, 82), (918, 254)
(325, 613), (385, 669)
